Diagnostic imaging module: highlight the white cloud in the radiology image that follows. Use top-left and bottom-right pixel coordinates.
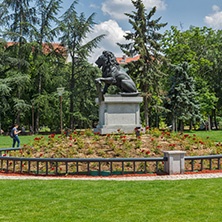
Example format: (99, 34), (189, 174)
(90, 4), (99, 9)
(85, 20), (128, 64)
(204, 5), (222, 29)
(102, 0), (167, 20)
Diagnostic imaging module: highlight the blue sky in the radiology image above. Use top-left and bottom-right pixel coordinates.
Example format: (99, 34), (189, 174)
(59, 0), (222, 63)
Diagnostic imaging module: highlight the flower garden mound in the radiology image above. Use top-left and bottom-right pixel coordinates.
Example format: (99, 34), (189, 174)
(3, 128), (222, 174)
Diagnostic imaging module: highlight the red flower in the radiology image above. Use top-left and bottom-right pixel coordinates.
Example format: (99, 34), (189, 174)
(141, 129), (143, 131)
(146, 151), (150, 154)
(161, 136), (163, 139)
(189, 136), (191, 138)
(173, 144), (175, 146)
(207, 136), (209, 139)
(3, 154), (6, 156)
(41, 136), (44, 138)
(22, 164), (24, 167)
(169, 144), (172, 146)
(122, 139), (126, 142)
(151, 138), (154, 141)
(157, 145), (161, 148)
(137, 129), (139, 131)
(217, 151), (219, 154)
(167, 133), (170, 136)
(195, 141), (197, 144)
(74, 139), (77, 142)
(217, 144), (219, 147)
(24, 145), (26, 147)
(107, 134), (110, 137)
(69, 144), (72, 147)
(146, 126), (150, 130)
(20, 151), (23, 153)
(69, 135), (72, 137)
(193, 138), (196, 140)
(74, 131), (77, 134)
(193, 134), (196, 137)
(58, 136), (60, 138)
(138, 136), (141, 139)
(51, 167), (55, 170)
(141, 149), (145, 153)
(64, 131), (66, 134)
(9, 162), (12, 165)
(191, 149), (193, 151)
(60, 168), (62, 170)
(40, 153), (43, 156)
(117, 129), (120, 132)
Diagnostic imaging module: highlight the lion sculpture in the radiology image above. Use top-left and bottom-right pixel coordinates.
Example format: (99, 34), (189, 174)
(95, 51), (138, 95)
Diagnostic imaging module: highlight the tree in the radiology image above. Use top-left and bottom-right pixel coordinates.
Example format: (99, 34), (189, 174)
(118, 1), (167, 126)
(29, 0), (62, 133)
(167, 62), (202, 131)
(2, 0), (36, 123)
(162, 26), (221, 129)
(58, 0), (105, 129)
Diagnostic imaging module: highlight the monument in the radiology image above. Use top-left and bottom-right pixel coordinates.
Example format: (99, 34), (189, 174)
(94, 51), (143, 134)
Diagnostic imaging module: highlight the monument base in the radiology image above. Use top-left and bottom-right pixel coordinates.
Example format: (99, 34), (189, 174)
(94, 95), (143, 134)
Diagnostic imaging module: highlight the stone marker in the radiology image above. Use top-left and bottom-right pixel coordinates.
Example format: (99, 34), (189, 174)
(163, 151), (186, 175)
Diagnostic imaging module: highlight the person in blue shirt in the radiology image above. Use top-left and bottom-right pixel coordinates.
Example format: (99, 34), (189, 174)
(12, 124), (21, 148)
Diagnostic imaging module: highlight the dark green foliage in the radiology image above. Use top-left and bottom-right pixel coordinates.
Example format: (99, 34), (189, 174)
(167, 62), (202, 131)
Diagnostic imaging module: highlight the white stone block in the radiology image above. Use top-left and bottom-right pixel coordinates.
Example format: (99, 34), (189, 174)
(163, 151), (186, 175)
(94, 95), (143, 134)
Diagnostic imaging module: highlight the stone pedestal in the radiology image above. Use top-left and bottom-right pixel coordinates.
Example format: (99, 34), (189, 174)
(163, 151), (186, 175)
(94, 95), (143, 134)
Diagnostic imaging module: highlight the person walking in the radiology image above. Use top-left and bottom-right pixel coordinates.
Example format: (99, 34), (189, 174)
(12, 124), (21, 148)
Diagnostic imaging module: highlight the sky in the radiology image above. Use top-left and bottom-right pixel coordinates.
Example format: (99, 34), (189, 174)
(59, 0), (222, 63)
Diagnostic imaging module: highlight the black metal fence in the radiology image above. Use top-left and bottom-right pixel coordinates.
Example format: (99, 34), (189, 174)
(0, 147), (222, 176)
(185, 155), (222, 171)
(0, 147), (166, 176)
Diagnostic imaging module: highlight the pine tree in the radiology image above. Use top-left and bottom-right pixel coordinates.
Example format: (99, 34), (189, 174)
(167, 62), (202, 131)
(118, 1), (167, 127)
(58, 0), (105, 129)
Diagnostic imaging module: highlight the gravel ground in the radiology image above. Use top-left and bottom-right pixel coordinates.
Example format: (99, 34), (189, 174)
(0, 173), (222, 181)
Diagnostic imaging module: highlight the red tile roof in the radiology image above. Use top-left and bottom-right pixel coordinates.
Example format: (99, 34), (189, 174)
(6, 42), (67, 56)
(116, 55), (140, 64)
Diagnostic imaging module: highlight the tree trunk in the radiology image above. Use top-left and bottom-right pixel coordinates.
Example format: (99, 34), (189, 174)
(213, 109), (218, 130)
(208, 114), (211, 131)
(189, 120), (192, 131)
(36, 73), (42, 134)
(180, 119), (184, 131)
(70, 57), (75, 129)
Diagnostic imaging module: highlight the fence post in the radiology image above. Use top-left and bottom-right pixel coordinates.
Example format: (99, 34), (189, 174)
(163, 151), (186, 175)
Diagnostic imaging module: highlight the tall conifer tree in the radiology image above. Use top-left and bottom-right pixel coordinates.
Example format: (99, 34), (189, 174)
(118, 1), (167, 126)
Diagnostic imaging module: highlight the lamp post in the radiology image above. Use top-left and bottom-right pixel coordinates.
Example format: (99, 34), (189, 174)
(57, 87), (65, 134)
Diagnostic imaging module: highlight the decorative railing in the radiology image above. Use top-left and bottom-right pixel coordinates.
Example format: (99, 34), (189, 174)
(185, 155), (222, 171)
(0, 147), (222, 176)
(0, 147), (166, 176)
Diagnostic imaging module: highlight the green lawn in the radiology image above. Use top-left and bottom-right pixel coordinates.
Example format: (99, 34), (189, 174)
(0, 135), (49, 148)
(185, 130), (222, 142)
(0, 179), (221, 221)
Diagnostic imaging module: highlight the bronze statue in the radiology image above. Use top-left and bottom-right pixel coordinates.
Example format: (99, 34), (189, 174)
(95, 51), (138, 96)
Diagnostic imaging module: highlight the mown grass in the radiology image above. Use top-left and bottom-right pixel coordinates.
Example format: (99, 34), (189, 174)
(0, 135), (49, 148)
(186, 130), (222, 142)
(0, 179), (221, 221)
